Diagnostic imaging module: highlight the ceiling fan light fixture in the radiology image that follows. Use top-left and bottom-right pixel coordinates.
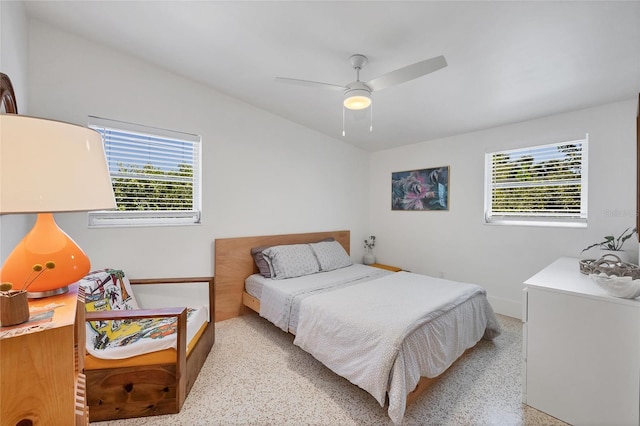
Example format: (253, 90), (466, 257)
(343, 88), (371, 110)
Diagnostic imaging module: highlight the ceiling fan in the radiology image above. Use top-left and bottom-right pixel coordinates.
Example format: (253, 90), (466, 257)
(275, 54), (447, 111)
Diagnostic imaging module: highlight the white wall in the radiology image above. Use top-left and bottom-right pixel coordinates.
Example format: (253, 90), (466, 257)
(27, 20), (370, 278)
(0, 1), (31, 265)
(370, 99), (638, 318)
(17, 17), (638, 319)
(0, 0), (28, 112)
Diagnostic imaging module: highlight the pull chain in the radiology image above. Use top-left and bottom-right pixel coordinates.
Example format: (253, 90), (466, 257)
(342, 105), (346, 137)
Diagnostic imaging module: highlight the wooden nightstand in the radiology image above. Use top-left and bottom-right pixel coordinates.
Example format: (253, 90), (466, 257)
(0, 283), (88, 425)
(369, 263), (403, 272)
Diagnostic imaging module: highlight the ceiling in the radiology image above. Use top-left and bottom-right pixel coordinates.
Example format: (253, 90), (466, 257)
(23, 1), (640, 152)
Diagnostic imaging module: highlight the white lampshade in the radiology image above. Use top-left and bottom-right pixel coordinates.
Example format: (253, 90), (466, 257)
(0, 114), (116, 214)
(343, 88), (372, 110)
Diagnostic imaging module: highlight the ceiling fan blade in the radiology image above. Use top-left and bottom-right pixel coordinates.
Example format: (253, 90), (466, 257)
(366, 55), (447, 92)
(275, 77), (346, 91)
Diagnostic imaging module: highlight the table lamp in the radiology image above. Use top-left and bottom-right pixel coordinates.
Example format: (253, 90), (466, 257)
(0, 114), (116, 297)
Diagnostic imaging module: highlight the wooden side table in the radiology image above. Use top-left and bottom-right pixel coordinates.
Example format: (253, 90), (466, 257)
(369, 263), (403, 272)
(0, 283), (88, 425)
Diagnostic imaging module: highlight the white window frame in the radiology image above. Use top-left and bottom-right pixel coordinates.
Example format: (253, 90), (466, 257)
(88, 116), (202, 228)
(484, 136), (588, 228)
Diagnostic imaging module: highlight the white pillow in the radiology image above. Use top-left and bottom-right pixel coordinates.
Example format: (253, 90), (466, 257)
(262, 244), (320, 279)
(309, 240), (352, 271)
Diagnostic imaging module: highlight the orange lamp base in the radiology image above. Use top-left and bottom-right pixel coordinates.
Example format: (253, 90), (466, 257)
(0, 213), (90, 297)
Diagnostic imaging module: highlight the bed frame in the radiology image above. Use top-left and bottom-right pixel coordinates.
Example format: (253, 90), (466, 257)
(213, 230), (436, 407)
(84, 276), (215, 422)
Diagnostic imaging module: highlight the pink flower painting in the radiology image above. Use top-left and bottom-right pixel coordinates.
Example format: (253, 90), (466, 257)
(392, 166), (449, 211)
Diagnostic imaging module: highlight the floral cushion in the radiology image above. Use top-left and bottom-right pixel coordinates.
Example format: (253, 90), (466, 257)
(78, 269), (208, 359)
(78, 269), (140, 353)
(79, 269), (139, 311)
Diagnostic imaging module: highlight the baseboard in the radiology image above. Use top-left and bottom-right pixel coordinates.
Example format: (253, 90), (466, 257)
(487, 295), (522, 321)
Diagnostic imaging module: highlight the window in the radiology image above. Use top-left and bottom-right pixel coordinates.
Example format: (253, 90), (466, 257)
(484, 136), (588, 227)
(88, 116), (201, 227)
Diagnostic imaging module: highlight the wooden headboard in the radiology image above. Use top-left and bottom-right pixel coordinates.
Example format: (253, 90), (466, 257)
(214, 230), (350, 322)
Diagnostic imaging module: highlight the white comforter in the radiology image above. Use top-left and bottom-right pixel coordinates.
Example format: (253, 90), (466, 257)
(257, 266), (501, 424)
(258, 264), (391, 333)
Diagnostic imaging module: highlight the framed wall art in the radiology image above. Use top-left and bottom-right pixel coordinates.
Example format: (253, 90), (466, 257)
(391, 166), (449, 211)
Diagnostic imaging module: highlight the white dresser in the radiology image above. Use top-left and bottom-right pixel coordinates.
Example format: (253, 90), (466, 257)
(523, 257), (640, 425)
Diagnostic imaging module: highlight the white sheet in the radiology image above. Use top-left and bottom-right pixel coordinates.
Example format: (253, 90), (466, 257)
(244, 273), (266, 299)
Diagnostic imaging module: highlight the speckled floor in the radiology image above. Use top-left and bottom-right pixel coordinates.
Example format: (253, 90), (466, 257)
(93, 314), (568, 426)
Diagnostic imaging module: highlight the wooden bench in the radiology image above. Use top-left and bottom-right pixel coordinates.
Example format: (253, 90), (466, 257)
(82, 276), (215, 422)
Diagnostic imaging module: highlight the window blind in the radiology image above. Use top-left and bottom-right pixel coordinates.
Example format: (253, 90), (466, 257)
(485, 136), (588, 226)
(88, 116), (201, 227)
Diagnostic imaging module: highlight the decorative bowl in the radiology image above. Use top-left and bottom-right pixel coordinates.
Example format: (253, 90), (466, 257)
(581, 254), (640, 278)
(590, 273), (640, 299)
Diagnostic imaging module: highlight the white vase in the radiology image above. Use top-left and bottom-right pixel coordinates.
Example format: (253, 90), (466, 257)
(363, 250), (376, 265)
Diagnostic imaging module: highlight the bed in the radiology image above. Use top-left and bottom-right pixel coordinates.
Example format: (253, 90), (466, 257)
(214, 230), (501, 424)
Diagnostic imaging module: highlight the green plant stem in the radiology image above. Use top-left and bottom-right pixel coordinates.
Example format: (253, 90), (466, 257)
(23, 269), (47, 291)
